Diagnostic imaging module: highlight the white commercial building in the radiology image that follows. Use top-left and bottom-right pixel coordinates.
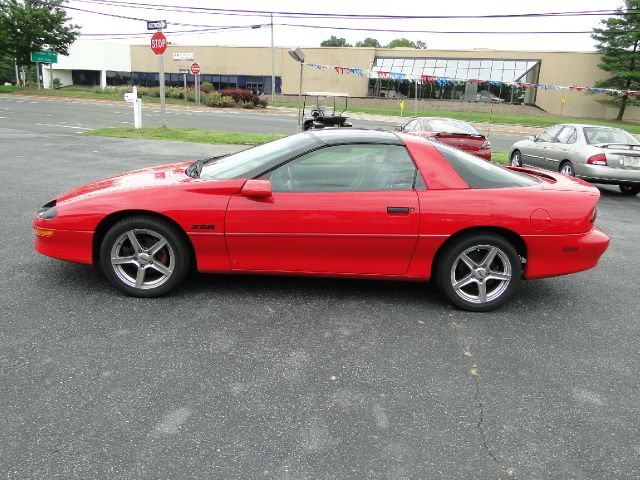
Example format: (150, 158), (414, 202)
(43, 43), (131, 89)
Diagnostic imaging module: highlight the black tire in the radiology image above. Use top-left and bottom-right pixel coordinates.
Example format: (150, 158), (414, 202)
(619, 184), (640, 196)
(560, 161), (575, 177)
(435, 233), (522, 312)
(510, 150), (523, 167)
(99, 215), (190, 297)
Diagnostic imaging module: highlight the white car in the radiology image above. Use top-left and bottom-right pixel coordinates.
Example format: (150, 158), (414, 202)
(509, 124), (640, 195)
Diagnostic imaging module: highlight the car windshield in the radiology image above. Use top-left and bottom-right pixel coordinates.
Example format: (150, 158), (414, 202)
(583, 127), (638, 145)
(199, 134), (318, 180)
(427, 120), (479, 135)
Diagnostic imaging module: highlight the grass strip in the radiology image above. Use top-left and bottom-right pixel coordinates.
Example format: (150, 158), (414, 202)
(87, 127), (284, 145)
(273, 101), (640, 134)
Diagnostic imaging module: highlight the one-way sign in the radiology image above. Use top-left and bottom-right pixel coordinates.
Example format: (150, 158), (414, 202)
(147, 20), (167, 30)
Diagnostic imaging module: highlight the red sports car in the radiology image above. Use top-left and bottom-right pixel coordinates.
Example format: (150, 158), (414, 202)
(398, 117), (492, 160)
(34, 129), (609, 311)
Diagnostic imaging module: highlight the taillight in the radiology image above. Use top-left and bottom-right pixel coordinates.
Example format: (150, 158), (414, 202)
(587, 153), (607, 166)
(590, 207), (597, 224)
(480, 140), (490, 150)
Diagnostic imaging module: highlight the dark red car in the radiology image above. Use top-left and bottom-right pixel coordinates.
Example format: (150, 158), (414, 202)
(34, 130), (609, 311)
(398, 117), (492, 160)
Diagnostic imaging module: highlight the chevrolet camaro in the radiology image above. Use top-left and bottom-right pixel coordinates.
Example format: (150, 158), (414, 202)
(34, 129), (610, 311)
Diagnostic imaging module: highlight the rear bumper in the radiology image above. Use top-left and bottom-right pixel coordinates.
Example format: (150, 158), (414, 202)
(523, 226), (610, 279)
(33, 222), (94, 265)
(575, 163), (640, 185)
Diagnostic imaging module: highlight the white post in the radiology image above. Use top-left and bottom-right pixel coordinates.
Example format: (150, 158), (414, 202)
(414, 80), (418, 115)
(133, 86), (142, 129)
(100, 69), (107, 89)
(271, 13), (276, 104)
(36, 62), (41, 89)
(49, 63), (54, 89)
(297, 61), (303, 132)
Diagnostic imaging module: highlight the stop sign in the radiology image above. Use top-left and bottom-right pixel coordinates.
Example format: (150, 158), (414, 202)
(190, 63), (200, 75)
(150, 31), (167, 55)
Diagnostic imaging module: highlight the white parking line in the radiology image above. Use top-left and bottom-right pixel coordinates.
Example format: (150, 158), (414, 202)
(35, 123), (91, 130)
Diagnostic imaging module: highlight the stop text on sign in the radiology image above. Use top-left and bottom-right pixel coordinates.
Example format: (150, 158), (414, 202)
(150, 31), (167, 55)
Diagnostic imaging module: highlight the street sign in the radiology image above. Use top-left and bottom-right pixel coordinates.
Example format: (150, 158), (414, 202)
(178, 68), (189, 75)
(190, 63), (200, 75)
(124, 92), (136, 102)
(31, 51), (58, 63)
(147, 20), (167, 30)
(150, 31), (168, 55)
(173, 52), (194, 61)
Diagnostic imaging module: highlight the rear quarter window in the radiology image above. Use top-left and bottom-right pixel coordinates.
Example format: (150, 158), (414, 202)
(433, 143), (539, 188)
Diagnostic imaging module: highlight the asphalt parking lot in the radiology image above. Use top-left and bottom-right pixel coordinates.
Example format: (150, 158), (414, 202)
(1, 97), (639, 479)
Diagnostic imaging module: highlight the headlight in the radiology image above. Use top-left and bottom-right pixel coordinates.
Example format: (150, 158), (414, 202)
(37, 199), (57, 219)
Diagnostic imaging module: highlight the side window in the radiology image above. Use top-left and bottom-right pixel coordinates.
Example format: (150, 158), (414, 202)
(269, 144), (417, 192)
(556, 127), (577, 144)
(538, 125), (563, 143)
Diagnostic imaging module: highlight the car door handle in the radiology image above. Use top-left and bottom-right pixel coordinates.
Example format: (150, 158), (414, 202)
(387, 207), (411, 214)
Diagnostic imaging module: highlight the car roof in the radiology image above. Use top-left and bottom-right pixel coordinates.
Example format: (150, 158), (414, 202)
(309, 128), (404, 145)
(414, 117), (472, 124)
(556, 123), (628, 130)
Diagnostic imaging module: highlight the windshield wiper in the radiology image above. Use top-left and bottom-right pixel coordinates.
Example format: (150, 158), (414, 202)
(185, 154), (229, 178)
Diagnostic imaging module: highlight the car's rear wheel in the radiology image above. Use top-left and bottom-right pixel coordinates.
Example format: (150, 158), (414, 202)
(435, 234), (522, 312)
(100, 216), (190, 297)
(510, 150), (522, 167)
(619, 184), (640, 196)
(560, 161), (575, 177)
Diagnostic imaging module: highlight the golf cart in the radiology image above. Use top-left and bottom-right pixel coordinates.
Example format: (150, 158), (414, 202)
(302, 92), (352, 130)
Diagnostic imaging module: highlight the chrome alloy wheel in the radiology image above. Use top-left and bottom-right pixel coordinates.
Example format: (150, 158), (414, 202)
(561, 162), (575, 176)
(450, 245), (512, 304)
(110, 229), (175, 290)
(511, 151), (522, 167)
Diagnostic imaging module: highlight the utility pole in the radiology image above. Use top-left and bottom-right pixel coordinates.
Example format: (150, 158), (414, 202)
(271, 14), (276, 104)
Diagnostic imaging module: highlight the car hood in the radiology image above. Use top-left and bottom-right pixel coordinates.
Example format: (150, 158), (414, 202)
(57, 162), (192, 204)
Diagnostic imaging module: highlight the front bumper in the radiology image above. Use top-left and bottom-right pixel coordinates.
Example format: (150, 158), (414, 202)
(575, 163), (640, 185)
(523, 226), (610, 279)
(33, 220), (94, 265)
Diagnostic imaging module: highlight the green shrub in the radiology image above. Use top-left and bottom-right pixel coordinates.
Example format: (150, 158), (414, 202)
(52, 78), (62, 89)
(201, 82), (214, 93)
(220, 95), (235, 108)
(240, 101), (255, 109)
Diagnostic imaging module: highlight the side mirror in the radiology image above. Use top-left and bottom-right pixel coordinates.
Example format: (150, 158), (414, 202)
(394, 125), (404, 131)
(528, 135), (537, 142)
(241, 179), (272, 198)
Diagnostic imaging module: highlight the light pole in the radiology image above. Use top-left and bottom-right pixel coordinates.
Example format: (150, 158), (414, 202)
(288, 47), (305, 133)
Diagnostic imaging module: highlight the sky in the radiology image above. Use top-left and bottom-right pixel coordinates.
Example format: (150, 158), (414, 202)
(63, 0), (626, 52)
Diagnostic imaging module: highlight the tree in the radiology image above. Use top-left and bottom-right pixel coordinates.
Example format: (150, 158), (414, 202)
(386, 38), (417, 48)
(0, 0), (79, 79)
(592, 0), (640, 120)
(320, 35), (352, 47)
(355, 37), (381, 48)
(415, 40), (427, 49)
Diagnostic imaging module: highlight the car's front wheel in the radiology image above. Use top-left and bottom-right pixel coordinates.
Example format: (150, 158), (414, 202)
(100, 216), (190, 297)
(619, 184), (640, 196)
(435, 234), (522, 312)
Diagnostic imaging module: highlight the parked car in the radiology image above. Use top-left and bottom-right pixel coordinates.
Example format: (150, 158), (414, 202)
(397, 117), (492, 160)
(476, 90), (504, 103)
(509, 124), (640, 195)
(34, 130), (609, 312)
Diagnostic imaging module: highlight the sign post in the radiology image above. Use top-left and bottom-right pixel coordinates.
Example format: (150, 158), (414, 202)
(191, 63), (201, 105)
(31, 51), (58, 90)
(179, 68), (189, 105)
(150, 29), (168, 127)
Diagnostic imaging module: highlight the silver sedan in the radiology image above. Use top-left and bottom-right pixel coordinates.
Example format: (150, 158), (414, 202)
(509, 124), (640, 195)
